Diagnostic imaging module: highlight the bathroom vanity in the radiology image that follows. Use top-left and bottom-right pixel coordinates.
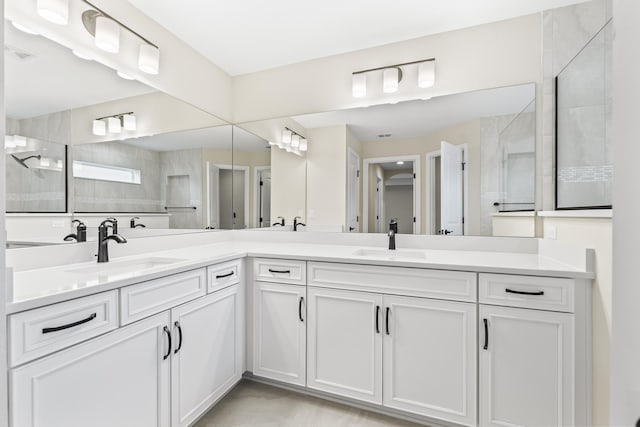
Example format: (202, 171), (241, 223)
(4, 232), (593, 427)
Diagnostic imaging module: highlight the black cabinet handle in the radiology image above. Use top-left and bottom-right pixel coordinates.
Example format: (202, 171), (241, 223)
(299, 297), (304, 322)
(174, 321), (183, 354)
(505, 288), (544, 296)
(375, 305), (380, 334)
(215, 271), (234, 279)
(385, 307), (391, 335)
(42, 313), (97, 334)
(163, 326), (172, 360)
(269, 268), (291, 274)
(483, 318), (489, 350)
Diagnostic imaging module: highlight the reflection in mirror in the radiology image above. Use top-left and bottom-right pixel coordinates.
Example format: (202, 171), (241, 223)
(4, 17), (232, 246)
(237, 83), (535, 236)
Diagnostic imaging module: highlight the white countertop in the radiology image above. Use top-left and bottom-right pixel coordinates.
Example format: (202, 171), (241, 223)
(7, 239), (594, 314)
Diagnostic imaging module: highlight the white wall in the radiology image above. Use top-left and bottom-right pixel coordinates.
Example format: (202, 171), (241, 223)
(270, 148), (306, 223)
(611, 0), (640, 424)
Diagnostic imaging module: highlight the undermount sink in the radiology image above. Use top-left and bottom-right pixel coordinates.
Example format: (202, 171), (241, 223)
(66, 257), (186, 276)
(352, 248), (426, 260)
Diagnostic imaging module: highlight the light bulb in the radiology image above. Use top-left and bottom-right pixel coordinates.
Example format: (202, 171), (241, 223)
(291, 134), (300, 148)
(282, 129), (292, 145)
(37, 0), (69, 25)
(95, 16), (120, 53)
(418, 61), (435, 88)
(139, 44), (160, 75)
(352, 73), (367, 98)
(123, 114), (136, 131)
(383, 68), (400, 93)
(92, 119), (106, 136)
(107, 117), (121, 134)
(299, 139), (308, 152)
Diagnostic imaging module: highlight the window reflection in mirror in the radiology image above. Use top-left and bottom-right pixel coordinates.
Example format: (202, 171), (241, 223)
(236, 83), (536, 237)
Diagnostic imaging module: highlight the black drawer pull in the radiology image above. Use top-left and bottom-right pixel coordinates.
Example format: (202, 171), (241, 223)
(215, 271), (234, 279)
(483, 318), (489, 350)
(375, 305), (380, 334)
(163, 326), (172, 360)
(174, 321), (183, 354)
(505, 288), (544, 296)
(269, 268), (291, 274)
(385, 307), (391, 335)
(42, 313), (97, 334)
(299, 297), (305, 322)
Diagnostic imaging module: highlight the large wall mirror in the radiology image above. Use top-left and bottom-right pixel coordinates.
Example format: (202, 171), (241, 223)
(235, 83), (536, 236)
(4, 17), (235, 245)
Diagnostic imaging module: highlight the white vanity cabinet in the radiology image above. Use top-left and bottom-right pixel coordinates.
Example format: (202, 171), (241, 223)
(478, 273), (588, 427)
(252, 258), (307, 386)
(171, 284), (243, 427)
(306, 262), (478, 426)
(11, 311), (172, 427)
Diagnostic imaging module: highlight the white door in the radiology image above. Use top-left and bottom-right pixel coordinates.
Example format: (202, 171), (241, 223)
(307, 287), (383, 404)
(207, 163), (220, 229)
(253, 282), (306, 386)
(11, 312), (171, 427)
(440, 141), (464, 235)
(479, 305), (574, 427)
(347, 149), (360, 232)
(382, 296), (477, 426)
(171, 285), (242, 427)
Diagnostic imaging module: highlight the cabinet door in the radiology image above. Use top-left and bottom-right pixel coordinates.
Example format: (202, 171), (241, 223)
(383, 296), (476, 426)
(11, 312), (171, 427)
(307, 287), (382, 404)
(479, 305), (574, 427)
(171, 285), (243, 427)
(253, 282), (306, 386)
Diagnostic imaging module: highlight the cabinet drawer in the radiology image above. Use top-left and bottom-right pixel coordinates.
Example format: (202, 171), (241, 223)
(9, 291), (118, 367)
(208, 259), (242, 293)
(254, 258), (306, 285)
(120, 268), (206, 325)
(479, 273), (574, 312)
(308, 262), (477, 302)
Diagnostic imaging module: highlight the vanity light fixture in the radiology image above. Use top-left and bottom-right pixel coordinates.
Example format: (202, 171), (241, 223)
(80, 1), (160, 74)
(92, 112), (136, 136)
(37, 0), (69, 25)
(277, 127), (307, 156)
(352, 58), (435, 98)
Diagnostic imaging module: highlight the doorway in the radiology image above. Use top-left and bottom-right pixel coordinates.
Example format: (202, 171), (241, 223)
(254, 166), (271, 228)
(207, 163), (249, 229)
(362, 155), (420, 234)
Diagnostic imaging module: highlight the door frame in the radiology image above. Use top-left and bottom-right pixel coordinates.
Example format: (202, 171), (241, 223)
(206, 163), (250, 229)
(253, 166), (271, 228)
(362, 155), (420, 234)
(426, 144), (469, 235)
(346, 148), (361, 232)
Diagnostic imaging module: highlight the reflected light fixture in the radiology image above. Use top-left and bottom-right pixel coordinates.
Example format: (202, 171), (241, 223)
(37, 0), (69, 25)
(11, 21), (39, 35)
(277, 128), (307, 156)
(299, 139), (308, 152)
(93, 112), (136, 136)
(282, 129), (292, 145)
(139, 44), (160, 75)
(122, 114), (136, 131)
(291, 134), (300, 148)
(351, 58), (435, 98)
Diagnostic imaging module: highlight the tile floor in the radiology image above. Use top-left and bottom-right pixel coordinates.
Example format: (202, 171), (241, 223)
(194, 380), (423, 427)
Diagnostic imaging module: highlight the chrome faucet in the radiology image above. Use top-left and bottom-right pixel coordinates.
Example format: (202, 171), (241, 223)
(273, 216), (285, 227)
(388, 218), (398, 250)
(64, 219), (87, 242)
(130, 217), (146, 228)
(293, 216), (306, 231)
(97, 220), (127, 263)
